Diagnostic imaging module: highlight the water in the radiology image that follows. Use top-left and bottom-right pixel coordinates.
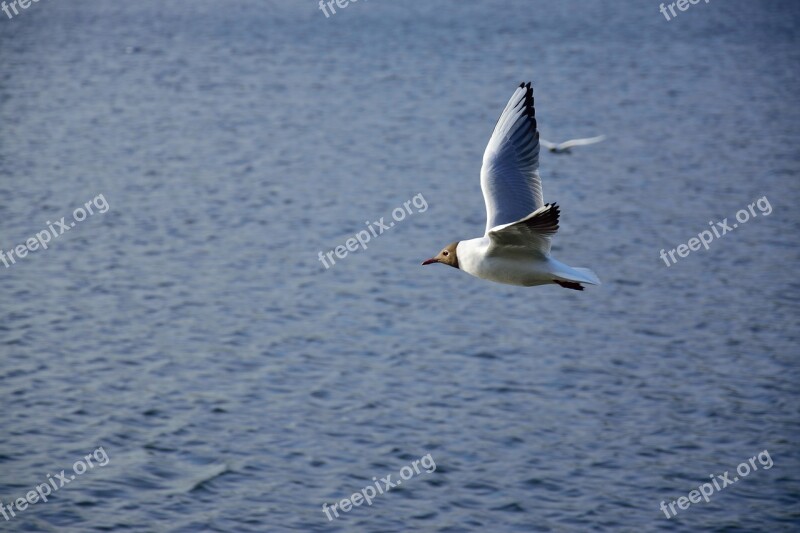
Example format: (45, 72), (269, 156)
(1, 1), (799, 531)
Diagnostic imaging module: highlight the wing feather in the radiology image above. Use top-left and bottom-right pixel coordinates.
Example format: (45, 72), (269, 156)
(487, 203), (559, 255)
(480, 82), (543, 234)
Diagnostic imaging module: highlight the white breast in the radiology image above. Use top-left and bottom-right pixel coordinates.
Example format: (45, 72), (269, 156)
(456, 238), (555, 287)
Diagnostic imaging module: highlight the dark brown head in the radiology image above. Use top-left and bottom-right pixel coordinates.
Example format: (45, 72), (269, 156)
(422, 242), (459, 269)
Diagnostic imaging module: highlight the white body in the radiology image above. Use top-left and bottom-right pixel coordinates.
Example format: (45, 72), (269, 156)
(457, 238), (599, 287)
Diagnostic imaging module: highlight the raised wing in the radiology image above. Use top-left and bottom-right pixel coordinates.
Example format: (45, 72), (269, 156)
(480, 82), (543, 234)
(558, 135), (606, 149)
(487, 203), (559, 255)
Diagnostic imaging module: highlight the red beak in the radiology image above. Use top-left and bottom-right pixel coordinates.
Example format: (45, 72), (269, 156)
(421, 258), (439, 265)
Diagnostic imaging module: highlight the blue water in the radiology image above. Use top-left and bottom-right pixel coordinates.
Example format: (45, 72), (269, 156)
(1, 1), (799, 531)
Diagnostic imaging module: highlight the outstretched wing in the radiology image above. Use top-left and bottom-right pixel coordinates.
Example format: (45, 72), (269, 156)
(487, 203), (559, 256)
(480, 82), (543, 235)
(558, 135), (606, 149)
(539, 138), (558, 150)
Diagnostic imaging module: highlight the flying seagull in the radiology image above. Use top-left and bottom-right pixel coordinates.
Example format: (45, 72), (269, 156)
(540, 135), (605, 154)
(422, 82), (600, 291)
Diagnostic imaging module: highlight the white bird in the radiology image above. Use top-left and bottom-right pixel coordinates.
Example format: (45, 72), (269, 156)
(422, 82), (600, 291)
(540, 135), (605, 154)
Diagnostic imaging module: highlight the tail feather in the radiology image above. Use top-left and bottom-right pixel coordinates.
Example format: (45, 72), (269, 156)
(550, 265), (600, 290)
(571, 267), (601, 286)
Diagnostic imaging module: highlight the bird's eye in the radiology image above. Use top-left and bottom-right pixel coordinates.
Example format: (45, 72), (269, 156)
(443, 251), (449, 256)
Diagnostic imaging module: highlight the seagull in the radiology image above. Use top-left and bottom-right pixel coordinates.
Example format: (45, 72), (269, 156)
(422, 82), (600, 291)
(540, 135), (605, 154)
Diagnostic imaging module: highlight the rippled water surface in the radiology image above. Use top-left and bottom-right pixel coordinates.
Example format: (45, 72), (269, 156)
(1, 1), (799, 531)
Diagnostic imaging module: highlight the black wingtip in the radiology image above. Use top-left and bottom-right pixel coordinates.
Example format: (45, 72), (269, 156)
(521, 83), (537, 133)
